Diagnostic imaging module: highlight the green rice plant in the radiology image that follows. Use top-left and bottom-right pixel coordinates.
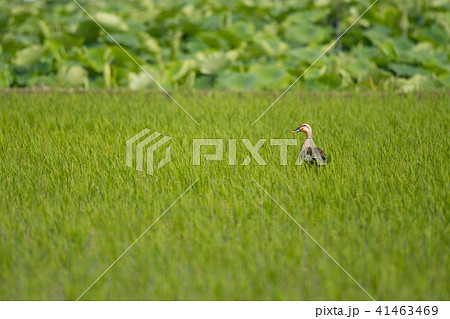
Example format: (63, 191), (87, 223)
(0, 91), (448, 300)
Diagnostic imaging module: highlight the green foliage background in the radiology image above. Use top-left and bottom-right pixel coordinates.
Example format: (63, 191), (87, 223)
(1, 0), (450, 91)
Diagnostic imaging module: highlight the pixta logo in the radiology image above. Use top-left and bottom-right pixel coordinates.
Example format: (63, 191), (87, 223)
(193, 139), (297, 166)
(126, 129), (172, 175)
(126, 129), (326, 175)
(192, 138), (326, 166)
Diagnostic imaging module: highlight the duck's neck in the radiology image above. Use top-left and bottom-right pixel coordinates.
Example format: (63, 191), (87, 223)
(303, 137), (313, 147)
(305, 132), (312, 139)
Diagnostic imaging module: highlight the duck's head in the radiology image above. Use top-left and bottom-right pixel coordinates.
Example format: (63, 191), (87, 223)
(291, 123), (312, 136)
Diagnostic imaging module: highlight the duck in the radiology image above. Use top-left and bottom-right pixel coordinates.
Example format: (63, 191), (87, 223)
(291, 123), (327, 166)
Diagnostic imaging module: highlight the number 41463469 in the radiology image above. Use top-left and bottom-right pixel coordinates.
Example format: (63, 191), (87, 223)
(376, 306), (438, 316)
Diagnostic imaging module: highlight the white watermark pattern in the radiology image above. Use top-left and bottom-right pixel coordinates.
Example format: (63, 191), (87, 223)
(126, 129), (172, 175)
(126, 131), (325, 175)
(193, 138), (299, 166)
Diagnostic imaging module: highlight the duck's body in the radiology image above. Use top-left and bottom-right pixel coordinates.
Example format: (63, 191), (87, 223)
(300, 137), (328, 166)
(291, 123), (327, 166)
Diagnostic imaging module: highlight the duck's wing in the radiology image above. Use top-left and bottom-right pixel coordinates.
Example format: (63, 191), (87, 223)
(313, 147), (327, 166)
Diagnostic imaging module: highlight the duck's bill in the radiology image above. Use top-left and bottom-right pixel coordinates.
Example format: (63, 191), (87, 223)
(291, 127), (301, 133)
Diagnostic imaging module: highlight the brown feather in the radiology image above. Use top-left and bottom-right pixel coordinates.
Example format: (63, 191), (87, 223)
(313, 147), (328, 165)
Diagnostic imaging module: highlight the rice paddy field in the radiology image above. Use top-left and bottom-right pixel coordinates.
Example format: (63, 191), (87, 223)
(0, 90), (448, 300)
